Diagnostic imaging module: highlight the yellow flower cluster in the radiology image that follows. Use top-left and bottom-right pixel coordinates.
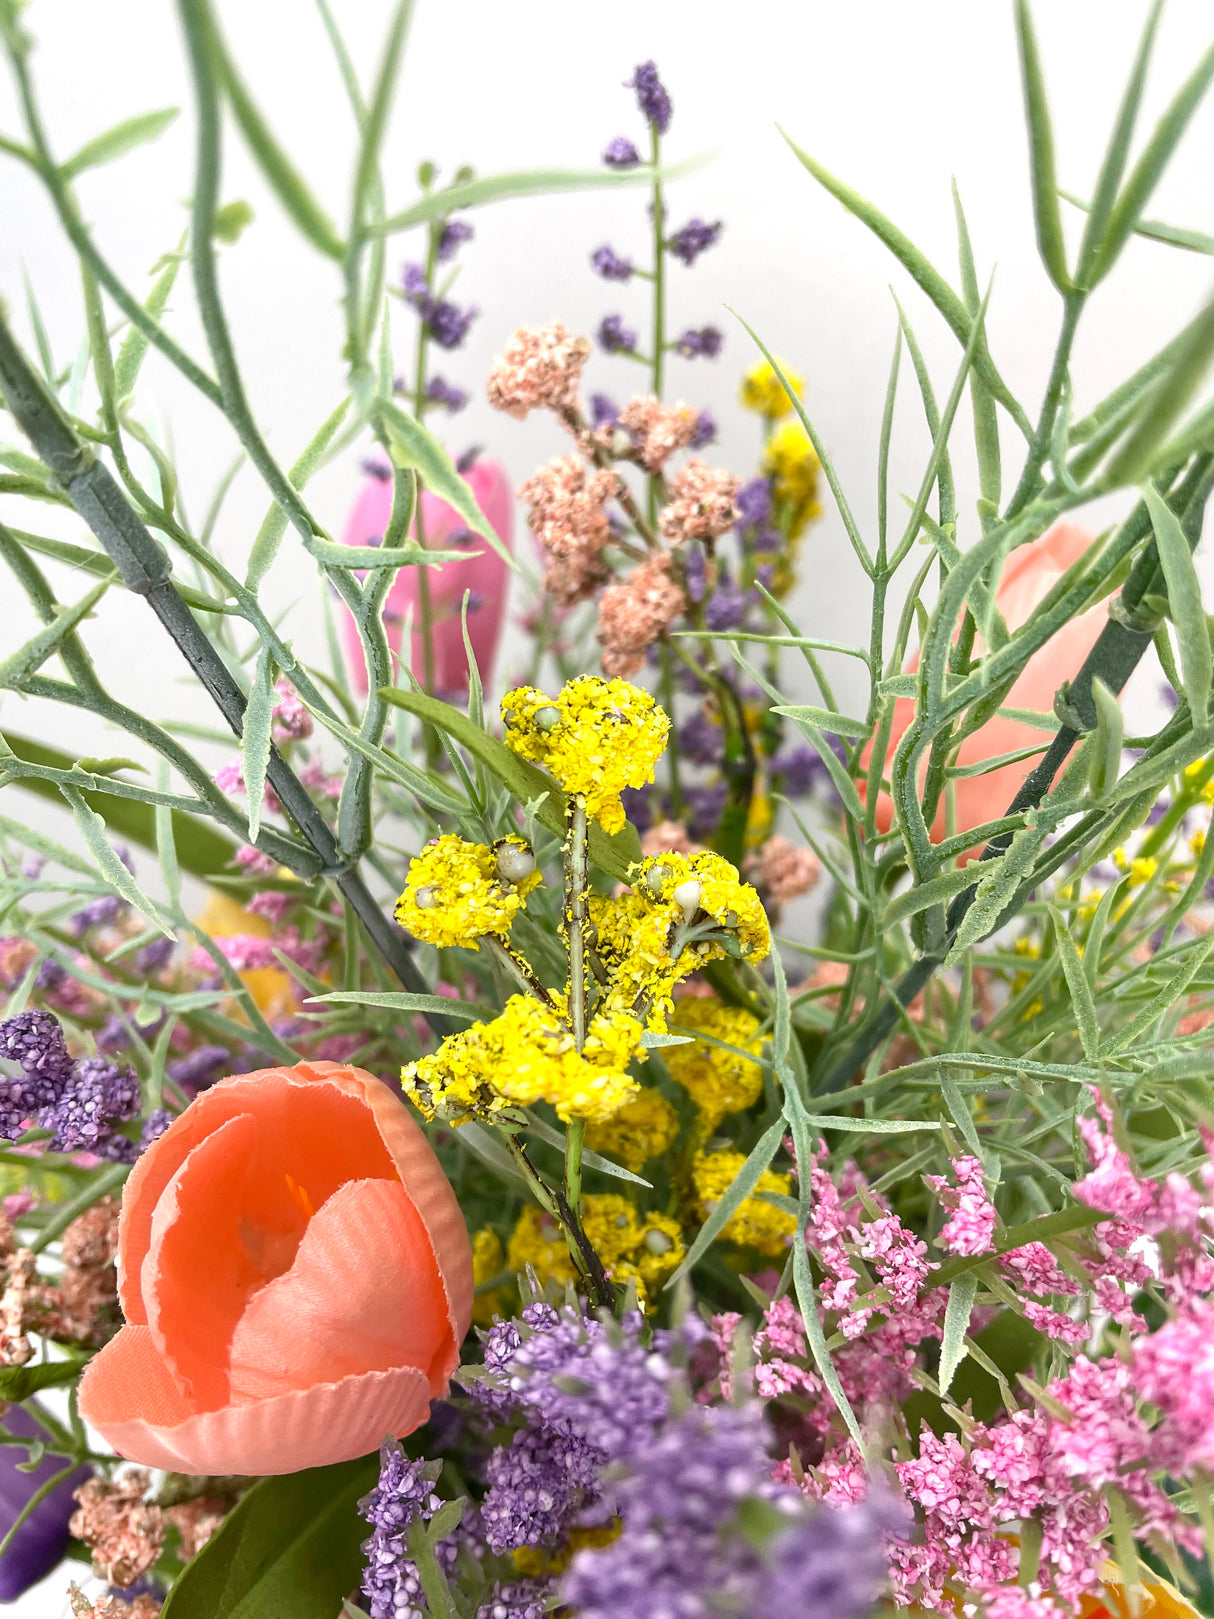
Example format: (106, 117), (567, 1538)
(1113, 846), (1158, 888)
(642, 851), (771, 959)
(507, 1195), (685, 1304)
(664, 997), (764, 1130)
(501, 676), (669, 833)
(470, 1227), (510, 1327)
(762, 419), (822, 542)
(692, 1149), (797, 1255)
(394, 834), (540, 950)
(739, 358), (804, 420)
(585, 1087), (680, 1172)
(513, 1521), (622, 1578)
(402, 993), (642, 1125)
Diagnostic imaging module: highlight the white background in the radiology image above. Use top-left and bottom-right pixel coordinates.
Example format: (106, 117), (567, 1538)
(2, 1), (1214, 1611)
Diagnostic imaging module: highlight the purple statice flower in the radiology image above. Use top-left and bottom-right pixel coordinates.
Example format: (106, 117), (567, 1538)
(41, 1056), (139, 1153)
(680, 708), (723, 766)
(425, 374), (469, 412)
(427, 299), (479, 350)
(401, 261), (430, 307)
(683, 544), (707, 603)
(133, 937), (174, 976)
(766, 1495), (906, 1619)
(684, 780), (729, 839)
(705, 576), (749, 632)
(70, 895), (123, 935)
(481, 1424), (602, 1554)
(735, 476), (773, 532)
(34, 958), (65, 992)
(774, 743), (825, 799)
(591, 244), (633, 282)
(559, 1403), (786, 1619)
(603, 135), (641, 169)
(627, 61), (672, 135)
(362, 457), (393, 483)
(359, 1444), (442, 1619)
(620, 783), (655, 833)
(667, 218), (722, 266)
(139, 1108), (172, 1151)
(436, 218), (473, 261)
(476, 1578), (552, 1619)
(675, 325), (723, 359)
(0, 1010), (74, 1135)
(589, 392), (620, 430)
(168, 1044), (231, 1093)
(690, 408), (717, 449)
(597, 314), (638, 355)
(0, 1404), (90, 1600)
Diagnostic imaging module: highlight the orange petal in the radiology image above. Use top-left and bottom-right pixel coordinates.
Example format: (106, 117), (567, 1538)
(79, 1324), (431, 1475)
(228, 1177), (449, 1401)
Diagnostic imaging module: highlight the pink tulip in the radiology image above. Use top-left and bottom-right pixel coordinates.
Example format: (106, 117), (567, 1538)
(341, 458), (513, 697)
(78, 1062), (473, 1476)
(864, 522), (1107, 839)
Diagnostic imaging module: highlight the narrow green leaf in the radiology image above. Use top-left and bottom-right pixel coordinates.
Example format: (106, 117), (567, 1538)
(803, 1115), (940, 1134)
(376, 160), (696, 235)
(29, 1163), (131, 1255)
(1048, 904), (1101, 1059)
(155, 761), (182, 912)
(1106, 294), (1214, 484)
(159, 1456), (378, 1619)
(780, 131), (1030, 435)
(377, 688), (641, 881)
(952, 183), (1001, 513)
(792, 1209), (864, 1447)
(640, 1030), (694, 1049)
(241, 645), (276, 843)
(769, 704), (870, 741)
(0, 1356), (88, 1401)
(306, 990), (498, 1022)
(944, 824), (1047, 965)
(306, 537), (470, 571)
(61, 108), (178, 178)
(61, 786), (174, 938)
(0, 572), (116, 689)
(1100, 931), (1214, 1056)
(882, 865), (982, 930)
(1091, 39), (1214, 285)
(456, 1123), (526, 1185)
(939, 1272), (978, 1394)
(1142, 481), (1210, 719)
(1014, 0), (1070, 290)
(379, 398), (514, 569)
(1087, 676), (1123, 798)
(664, 1118), (787, 1288)
(246, 398), (350, 588)
(114, 251), (182, 401)
(521, 1114), (653, 1189)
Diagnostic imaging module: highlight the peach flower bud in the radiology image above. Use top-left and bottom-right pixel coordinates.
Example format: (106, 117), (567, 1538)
(863, 522), (1107, 839)
(78, 1063), (473, 1476)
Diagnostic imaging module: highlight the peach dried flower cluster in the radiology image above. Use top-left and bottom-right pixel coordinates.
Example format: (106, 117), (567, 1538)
(596, 553), (686, 677)
(519, 455), (618, 605)
(486, 320), (591, 418)
(618, 396), (701, 472)
(745, 834), (821, 911)
(70, 1471), (165, 1587)
(658, 459), (740, 545)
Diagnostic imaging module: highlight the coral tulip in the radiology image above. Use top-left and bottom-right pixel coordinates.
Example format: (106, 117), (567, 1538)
(865, 522), (1106, 839)
(341, 458), (513, 697)
(0, 1404), (89, 1599)
(78, 1063), (473, 1476)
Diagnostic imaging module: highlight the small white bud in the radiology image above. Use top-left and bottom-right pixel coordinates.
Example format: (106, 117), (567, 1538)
(645, 863), (671, 896)
(672, 877), (702, 921)
(413, 885), (438, 909)
(495, 841), (536, 886)
(644, 1228), (674, 1255)
(721, 909), (738, 928)
(534, 705), (561, 731)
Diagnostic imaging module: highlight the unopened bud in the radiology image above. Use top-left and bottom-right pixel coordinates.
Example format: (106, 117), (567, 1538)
(644, 1228), (674, 1255)
(496, 841), (536, 886)
(646, 863), (671, 896)
(414, 885), (438, 909)
(534, 705), (561, 731)
(673, 878), (702, 921)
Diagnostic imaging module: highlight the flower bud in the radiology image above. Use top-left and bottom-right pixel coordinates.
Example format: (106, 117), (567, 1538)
(646, 863), (671, 897)
(672, 878), (702, 921)
(413, 886), (438, 910)
(534, 706), (561, 731)
(495, 841), (536, 886)
(644, 1227), (674, 1255)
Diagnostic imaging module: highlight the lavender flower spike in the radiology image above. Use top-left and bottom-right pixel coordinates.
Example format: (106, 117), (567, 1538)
(597, 314), (638, 355)
(628, 62), (672, 135)
(590, 244), (633, 282)
(667, 218), (722, 266)
(603, 136), (641, 169)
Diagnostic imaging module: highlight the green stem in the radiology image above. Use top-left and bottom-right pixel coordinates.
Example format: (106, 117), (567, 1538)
(0, 1462), (79, 1563)
(411, 224), (440, 733)
(480, 934), (556, 1008)
(649, 123), (665, 526)
(1004, 287), (1085, 520)
(566, 798), (589, 1051)
(564, 1118), (586, 1219)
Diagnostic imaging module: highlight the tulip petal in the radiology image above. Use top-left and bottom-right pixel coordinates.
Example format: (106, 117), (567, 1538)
(80, 1324), (432, 1475)
(228, 1177), (449, 1401)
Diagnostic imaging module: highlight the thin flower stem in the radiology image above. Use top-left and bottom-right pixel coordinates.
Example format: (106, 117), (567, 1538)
(564, 1118), (586, 1219)
(0, 1462), (79, 1563)
(566, 798), (589, 1052)
(502, 1133), (614, 1309)
(411, 220), (440, 724)
(479, 935), (556, 1008)
(650, 124), (666, 417)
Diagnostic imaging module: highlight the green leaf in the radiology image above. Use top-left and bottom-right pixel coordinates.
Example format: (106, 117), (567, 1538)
(640, 1029), (694, 1048)
(246, 399), (350, 589)
(0, 1356), (89, 1401)
(114, 250), (183, 401)
(61, 786), (174, 938)
(214, 200), (255, 243)
(1142, 482), (1210, 720)
(520, 1114), (653, 1189)
(805, 1115), (940, 1134)
(1087, 676), (1123, 798)
(882, 865), (982, 930)
(307, 537), (469, 571)
(780, 131), (1030, 435)
(1014, 0), (1070, 290)
(375, 160), (697, 236)
(379, 398), (515, 569)
(2, 734), (235, 877)
(241, 645), (275, 843)
(1090, 38), (1214, 285)
(61, 108), (178, 178)
(1048, 904), (1101, 1059)
(769, 704), (870, 741)
(0, 572), (115, 689)
(455, 1123), (526, 1185)
(665, 1118), (787, 1288)
(938, 1272), (978, 1395)
(306, 990), (499, 1022)
(377, 688), (641, 881)
(1106, 293), (1214, 484)
(1100, 930), (1214, 1057)
(159, 1454), (378, 1619)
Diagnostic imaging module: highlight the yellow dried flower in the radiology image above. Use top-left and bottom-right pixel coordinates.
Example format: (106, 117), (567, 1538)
(1191, 827), (1206, 858)
(639, 850), (771, 962)
(1113, 846), (1158, 888)
(739, 358), (804, 419)
(506, 1205), (574, 1288)
(762, 419), (822, 540)
(402, 993), (642, 1126)
(394, 834), (540, 949)
(501, 676), (669, 833)
(692, 1149), (796, 1255)
(585, 1087), (680, 1172)
(665, 998), (764, 1130)
(470, 1227), (511, 1327)
(505, 1193), (683, 1306)
(513, 1520), (622, 1577)
(589, 890), (697, 1027)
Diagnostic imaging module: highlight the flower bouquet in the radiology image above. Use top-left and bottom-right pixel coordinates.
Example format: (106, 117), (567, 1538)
(2, 5), (1214, 1617)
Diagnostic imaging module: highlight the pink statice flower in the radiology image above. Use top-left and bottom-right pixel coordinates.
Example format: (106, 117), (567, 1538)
(745, 835), (820, 911)
(1129, 1298), (1214, 1471)
(270, 678), (312, 743)
(519, 455), (616, 606)
(486, 321), (591, 419)
(244, 891), (291, 926)
(617, 395), (700, 471)
(298, 759), (342, 799)
(926, 1155), (997, 1256)
(657, 459), (739, 544)
(596, 553), (685, 677)
(235, 846), (277, 876)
